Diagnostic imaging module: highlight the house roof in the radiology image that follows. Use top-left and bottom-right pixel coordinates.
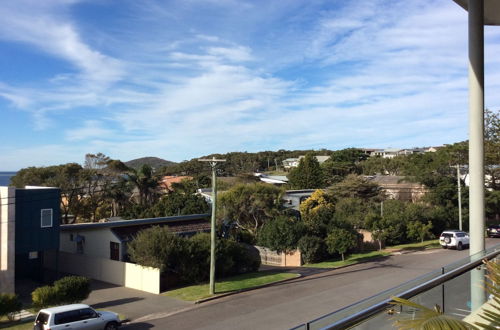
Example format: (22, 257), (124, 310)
(159, 175), (192, 190)
(60, 214), (210, 231)
(111, 219), (210, 242)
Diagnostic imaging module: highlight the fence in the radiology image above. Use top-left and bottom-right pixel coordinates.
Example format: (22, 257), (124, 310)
(254, 246), (302, 267)
(44, 251), (161, 294)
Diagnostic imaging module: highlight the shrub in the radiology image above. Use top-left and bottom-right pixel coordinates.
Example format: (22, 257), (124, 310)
(31, 276), (91, 308)
(258, 216), (305, 253)
(32, 285), (59, 308)
(128, 226), (188, 272)
(298, 235), (326, 264)
(54, 276), (91, 304)
(0, 293), (22, 318)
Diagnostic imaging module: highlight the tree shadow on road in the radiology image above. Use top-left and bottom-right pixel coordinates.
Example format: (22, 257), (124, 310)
(91, 297), (144, 309)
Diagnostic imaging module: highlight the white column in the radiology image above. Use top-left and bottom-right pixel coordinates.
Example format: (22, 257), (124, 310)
(468, 0), (486, 312)
(468, 0), (485, 256)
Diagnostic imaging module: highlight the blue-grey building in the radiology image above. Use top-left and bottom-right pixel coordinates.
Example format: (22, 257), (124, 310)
(0, 186), (60, 293)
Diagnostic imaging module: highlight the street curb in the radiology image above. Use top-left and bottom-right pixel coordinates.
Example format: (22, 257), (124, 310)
(194, 273), (303, 304)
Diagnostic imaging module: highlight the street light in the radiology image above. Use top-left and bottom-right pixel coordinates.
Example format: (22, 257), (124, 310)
(198, 157), (226, 295)
(455, 164), (463, 231)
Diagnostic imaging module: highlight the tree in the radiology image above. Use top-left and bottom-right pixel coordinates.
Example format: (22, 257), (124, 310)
(299, 189), (335, 220)
(127, 164), (160, 208)
(323, 148), (367, 185)
(147, 191), (210, 217)
(407, 221), (433, 243)
(330, 174), (383, 200)
(325, 228), (358, 261)
(218, 183), (283, 236)
(128, 226), (186, 272)
(258, 216), (305, 253)
(288, 153), (325, 189)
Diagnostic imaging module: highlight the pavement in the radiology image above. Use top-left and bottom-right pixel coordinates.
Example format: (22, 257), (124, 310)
(8, 247), (428, 325)
(83, 280), (192, 322)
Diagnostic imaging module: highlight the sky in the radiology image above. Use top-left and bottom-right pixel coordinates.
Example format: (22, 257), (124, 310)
(0, 0), (499, 171)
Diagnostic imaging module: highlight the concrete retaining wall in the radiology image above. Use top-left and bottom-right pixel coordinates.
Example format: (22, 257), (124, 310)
(45, 251), (160, 294)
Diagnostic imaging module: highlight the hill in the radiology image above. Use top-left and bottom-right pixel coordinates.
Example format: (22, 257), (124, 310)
(125, 157), (177, 170)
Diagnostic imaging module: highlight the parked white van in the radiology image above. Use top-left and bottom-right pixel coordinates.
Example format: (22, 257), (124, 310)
(33, 304), (121, 330)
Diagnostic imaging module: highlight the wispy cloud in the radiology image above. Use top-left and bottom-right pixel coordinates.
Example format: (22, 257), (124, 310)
(0, 0), (498, 170)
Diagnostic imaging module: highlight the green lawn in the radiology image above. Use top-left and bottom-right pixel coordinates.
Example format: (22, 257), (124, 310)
(163, 271), (299, 301)
(304, 250), (391, 268)
(304, 240), (441, 269)
(387, 239), (440, 250)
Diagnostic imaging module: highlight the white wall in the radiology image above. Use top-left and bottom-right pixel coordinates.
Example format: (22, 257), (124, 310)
(0, 187), (15, 293)
(60, 229), (121, 260)
(46, 251), (161, 294)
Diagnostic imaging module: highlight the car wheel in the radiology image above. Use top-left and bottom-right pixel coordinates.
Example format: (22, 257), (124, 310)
(457, 242), (463, 251)
(105, 321), (119, 330)
(444, 237), (451, 244)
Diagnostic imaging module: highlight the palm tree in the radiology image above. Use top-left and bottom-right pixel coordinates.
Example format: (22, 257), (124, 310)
(128, 164), (160, 208)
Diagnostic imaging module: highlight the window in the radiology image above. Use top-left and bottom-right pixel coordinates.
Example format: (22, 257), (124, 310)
(79, 308), (98, 320)
(110, 242), (120, 261)
(41, 209), (53, 228)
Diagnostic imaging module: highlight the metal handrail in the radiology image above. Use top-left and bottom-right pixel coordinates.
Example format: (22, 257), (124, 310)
(292, 246), (500, 330)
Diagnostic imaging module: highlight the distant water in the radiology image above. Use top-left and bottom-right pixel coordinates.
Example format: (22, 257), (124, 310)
(0, 172), (17, 186)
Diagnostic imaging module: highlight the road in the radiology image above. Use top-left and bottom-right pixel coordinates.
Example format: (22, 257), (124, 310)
(123, 239), (500, 330)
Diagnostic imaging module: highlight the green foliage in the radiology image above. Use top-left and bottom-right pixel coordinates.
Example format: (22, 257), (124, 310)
(407, 221), (433, 243)
(218, 183), (283, 236)
(258, 216), (305, 253)
(322, 148), (367, 185)
(31, 285), (60, 308)
(325, 228), (358, 261)
(330, 174), (382, 200)
(288, 153), (325, 189)
(390, 296), (476, 330)
(53, 276), (91, 304)
(0, 293), (22, 317)
(128, 226), (187, 272)
(129, 229), (259, 284)
(31, 276), (91, 308)
(298, 235), (326, 264)
(143, 192), (210, 218)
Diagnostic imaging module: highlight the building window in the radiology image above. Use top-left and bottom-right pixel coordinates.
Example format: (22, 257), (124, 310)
(41, 209), (53, 228)
(110, 242), (120, 261)
(76, 235), (85, 254)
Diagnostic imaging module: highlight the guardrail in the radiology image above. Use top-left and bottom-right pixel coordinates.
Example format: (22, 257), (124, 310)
(291, 244), (500, 330)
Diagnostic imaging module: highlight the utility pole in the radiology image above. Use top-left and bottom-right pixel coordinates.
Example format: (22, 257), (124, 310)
(456, 164), (463, 231)
(198, 157), (226, 295)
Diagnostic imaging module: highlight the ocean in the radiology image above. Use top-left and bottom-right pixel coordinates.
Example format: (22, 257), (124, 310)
(0, 172), (17, 186)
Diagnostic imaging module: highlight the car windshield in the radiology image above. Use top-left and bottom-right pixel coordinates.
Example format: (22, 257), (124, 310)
(441, 233), (453, 237)
(35, 312), (50, 325)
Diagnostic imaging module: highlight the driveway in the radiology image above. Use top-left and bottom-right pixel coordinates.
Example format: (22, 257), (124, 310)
(83, 280), (192, 321)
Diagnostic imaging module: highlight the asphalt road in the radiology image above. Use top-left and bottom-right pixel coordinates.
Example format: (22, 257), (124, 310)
(123, 239), (500, 330)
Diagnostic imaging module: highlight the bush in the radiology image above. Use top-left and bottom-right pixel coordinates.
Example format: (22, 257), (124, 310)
(0, 293), (22, 318)
(128, 226), (188, 272)
(54, 276), (91, 304)
(258, 216), (305, 253)
(298, 235), (326, 264)
(32, 285), (59, 308)
(31, 276), (91, 308)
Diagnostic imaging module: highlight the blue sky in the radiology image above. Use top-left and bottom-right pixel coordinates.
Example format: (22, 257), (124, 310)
(0, 0), (499, 170)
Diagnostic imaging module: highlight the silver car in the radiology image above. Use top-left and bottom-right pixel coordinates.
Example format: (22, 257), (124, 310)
(33, 304), (121, 330)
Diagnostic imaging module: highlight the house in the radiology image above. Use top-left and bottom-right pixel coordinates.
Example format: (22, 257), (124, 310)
(0, 186), (61, 294)
(59, 214), (210, 262)
(254, 173), (289, 185)
(159, 175), (192, 192)
(282, 158), (300, 170)
(366, 175), (427, 202)
(283, 189), (316, 210)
